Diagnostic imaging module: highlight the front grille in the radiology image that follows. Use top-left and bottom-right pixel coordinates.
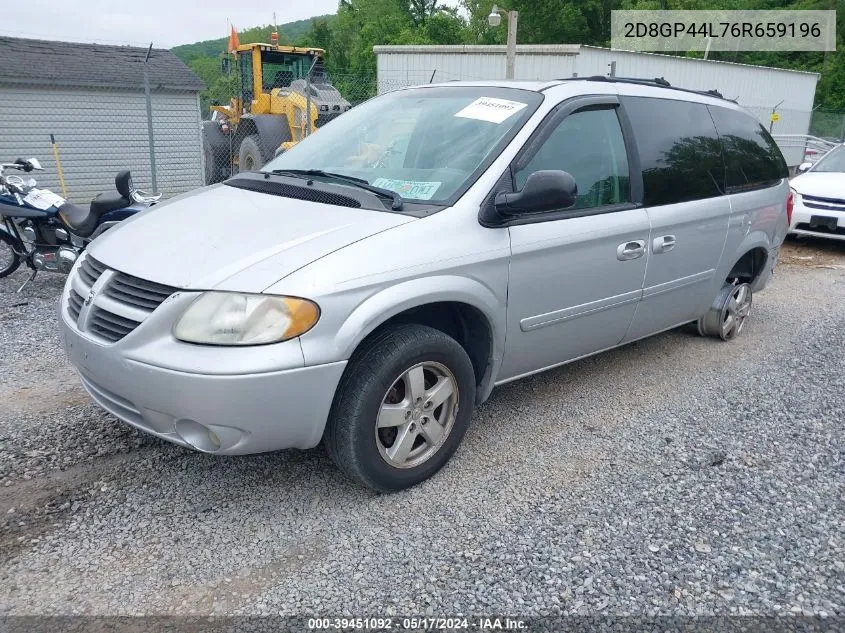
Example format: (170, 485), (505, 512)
(66, 254), (177, 343)
(67, 289), (84, 320)
(795, 222), (845, 236)
(77, 255), (107, 287)
(105, 271), (178, 311)
(89, 308), (142, 343)
(802, 194), (845, 212)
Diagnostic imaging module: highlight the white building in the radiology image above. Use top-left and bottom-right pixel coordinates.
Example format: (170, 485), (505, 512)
(375, 44), (820, 166)
(0, 36), (206, 202)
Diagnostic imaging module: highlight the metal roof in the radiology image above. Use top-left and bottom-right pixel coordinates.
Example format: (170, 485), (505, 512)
(0, 36), (205, 91)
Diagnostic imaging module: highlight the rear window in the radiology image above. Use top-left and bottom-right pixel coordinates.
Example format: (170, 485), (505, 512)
(622, 97), (724, 206)
(708, 106), (788, 192)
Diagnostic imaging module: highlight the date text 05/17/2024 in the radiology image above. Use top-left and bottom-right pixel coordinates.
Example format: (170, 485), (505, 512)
(307, 617), (527, 630)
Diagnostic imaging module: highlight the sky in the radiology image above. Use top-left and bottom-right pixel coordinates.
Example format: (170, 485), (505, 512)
(0, 0), (345, 49)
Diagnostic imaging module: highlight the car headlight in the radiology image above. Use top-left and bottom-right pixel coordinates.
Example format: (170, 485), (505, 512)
(173, 292), (319, 346)
(790, 187), (801, 201)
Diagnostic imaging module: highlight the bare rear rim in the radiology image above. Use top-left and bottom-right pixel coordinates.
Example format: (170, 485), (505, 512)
(374, 361), (459, 469)
(720, 283), (753, 340)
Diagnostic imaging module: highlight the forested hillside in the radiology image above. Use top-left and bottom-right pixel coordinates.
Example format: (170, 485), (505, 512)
(173, 0), (845, 116)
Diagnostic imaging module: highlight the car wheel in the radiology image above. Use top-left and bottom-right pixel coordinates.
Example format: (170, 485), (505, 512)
(697, 281), (753, 341)
(324, 324), (476, 492)
(237, 135), (263, 173)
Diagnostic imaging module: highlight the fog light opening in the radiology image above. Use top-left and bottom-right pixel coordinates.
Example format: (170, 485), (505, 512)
(174, 419), (221, 452)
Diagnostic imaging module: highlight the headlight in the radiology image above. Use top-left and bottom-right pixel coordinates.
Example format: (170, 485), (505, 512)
(173, 292), (319, 346)
(790, 187), (801, 200)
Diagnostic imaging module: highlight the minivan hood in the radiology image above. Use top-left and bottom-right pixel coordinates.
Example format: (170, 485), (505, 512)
(791, 172), (845, 199)
(88, 183), (414, 292)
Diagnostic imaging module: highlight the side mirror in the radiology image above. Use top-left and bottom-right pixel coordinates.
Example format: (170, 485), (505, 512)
(495, 170), (577, 216)
(16, 157), (42, 172)
(797, 161), (812, 173)
(221, 57), (231, 75)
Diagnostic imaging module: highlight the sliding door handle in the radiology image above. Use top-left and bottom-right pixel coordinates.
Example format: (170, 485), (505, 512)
(617, 240), (646, 261)
(653, 235), (676, 254)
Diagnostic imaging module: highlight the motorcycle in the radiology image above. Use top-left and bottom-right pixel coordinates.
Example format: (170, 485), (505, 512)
(0, 158), (160, 291)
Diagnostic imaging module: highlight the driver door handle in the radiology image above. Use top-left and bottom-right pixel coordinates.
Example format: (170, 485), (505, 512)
(617, 240), (646, 261)
(653, 235), (677, 254)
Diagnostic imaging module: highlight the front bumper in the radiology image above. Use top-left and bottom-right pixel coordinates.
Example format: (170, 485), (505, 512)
(59, 290), (346, 455)
(789, 197), (845, 241)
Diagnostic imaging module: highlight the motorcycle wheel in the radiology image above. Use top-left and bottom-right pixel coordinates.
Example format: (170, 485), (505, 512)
(0, 231), (22, 278)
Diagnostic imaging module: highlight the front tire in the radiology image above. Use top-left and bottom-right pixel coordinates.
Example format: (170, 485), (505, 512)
(324, 325), (476, 492)
(0, 231), (21, 278)
(237, 135), (263, 173)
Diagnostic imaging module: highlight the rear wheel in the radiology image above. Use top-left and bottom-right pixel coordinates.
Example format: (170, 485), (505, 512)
(697, 281), (753, 340)
(0, 231), (21, 278)
(237, 135), (263, 173)
(324, 325), (476, 492)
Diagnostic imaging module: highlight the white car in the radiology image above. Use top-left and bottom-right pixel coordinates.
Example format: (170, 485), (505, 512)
(789, 144), (845, 241)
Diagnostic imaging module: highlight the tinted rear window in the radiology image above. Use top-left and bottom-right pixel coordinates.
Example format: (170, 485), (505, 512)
(708, 106), (788, 192)
(622, 97), (724, 206)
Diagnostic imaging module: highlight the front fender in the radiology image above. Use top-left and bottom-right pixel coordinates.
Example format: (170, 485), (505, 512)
(298, 275), (507, 400)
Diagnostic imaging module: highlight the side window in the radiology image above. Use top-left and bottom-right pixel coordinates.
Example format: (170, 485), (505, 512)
(622, 96), (724, 206)
(239, 52), (253, 105)
(514, 106), (630, 211)
(708, 106), (788, 191)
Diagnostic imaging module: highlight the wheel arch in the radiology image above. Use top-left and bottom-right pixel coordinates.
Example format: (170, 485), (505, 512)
(330, 277), (505, 404)
(727, 246), (768, 283)
(238, 114), (292, 160)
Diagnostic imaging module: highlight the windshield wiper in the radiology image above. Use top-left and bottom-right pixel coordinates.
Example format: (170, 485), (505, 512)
(268, 169), (404, 211)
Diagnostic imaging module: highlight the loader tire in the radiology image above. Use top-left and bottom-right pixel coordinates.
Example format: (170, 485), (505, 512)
(238, 135), (264, 173)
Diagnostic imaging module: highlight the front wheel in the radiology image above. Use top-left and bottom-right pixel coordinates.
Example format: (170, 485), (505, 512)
(324, 325), (476, 492)
(0, 231), (22, 278)
(237, 135), (264, 173)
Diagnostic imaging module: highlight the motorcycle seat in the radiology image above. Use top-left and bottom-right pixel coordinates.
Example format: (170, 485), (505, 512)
(58, 202), (98, 238)
(58, 170), (135, 238)
(90, 191), (131, 217)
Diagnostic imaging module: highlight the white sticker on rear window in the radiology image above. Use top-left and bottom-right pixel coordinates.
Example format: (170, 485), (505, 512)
(372, 178), (442, 200)
(454, 97), (528, 124)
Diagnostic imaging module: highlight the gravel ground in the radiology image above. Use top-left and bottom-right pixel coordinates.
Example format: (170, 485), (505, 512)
(0, 243), (843, 618)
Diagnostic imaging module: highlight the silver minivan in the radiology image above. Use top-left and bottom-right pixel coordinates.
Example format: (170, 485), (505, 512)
(59, 78), (790, 491)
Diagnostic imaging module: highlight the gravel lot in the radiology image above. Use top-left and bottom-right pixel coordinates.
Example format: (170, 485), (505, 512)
(0, 237), (843, 618)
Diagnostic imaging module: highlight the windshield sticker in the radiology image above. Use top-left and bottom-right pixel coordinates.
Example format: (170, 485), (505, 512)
(454, 97), (528, 124)
(372, 178), (441, 200)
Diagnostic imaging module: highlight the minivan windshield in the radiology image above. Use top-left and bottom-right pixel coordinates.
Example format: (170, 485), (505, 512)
(262, 86), (543, 204)
(812, 145), (845, 173)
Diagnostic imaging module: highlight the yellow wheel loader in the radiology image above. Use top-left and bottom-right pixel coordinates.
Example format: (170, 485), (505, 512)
(202, 44), (351, 184)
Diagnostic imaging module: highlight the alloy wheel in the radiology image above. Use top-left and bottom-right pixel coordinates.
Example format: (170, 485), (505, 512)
(375, 361), (459, 469)
(720, 283), (752, 340)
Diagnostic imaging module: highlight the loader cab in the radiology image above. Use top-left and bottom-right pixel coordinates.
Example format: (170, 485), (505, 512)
(234, 44), (325, 112)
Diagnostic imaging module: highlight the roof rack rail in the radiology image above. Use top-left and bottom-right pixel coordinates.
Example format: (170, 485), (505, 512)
(552, 75), (734, 102)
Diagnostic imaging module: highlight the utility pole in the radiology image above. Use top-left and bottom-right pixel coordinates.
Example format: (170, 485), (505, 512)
(489, 5), (519, 80)
(143, 43), (158, 193)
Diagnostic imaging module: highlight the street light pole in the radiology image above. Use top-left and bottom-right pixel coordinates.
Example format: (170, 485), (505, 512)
(489, 5), (519, 80)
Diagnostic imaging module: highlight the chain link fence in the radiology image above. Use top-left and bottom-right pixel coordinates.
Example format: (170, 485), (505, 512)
(0, 71), (393, 205)
(3, 70), (841, 205)
(0, 81), (206, 206)
(202, 71), (410, 185)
